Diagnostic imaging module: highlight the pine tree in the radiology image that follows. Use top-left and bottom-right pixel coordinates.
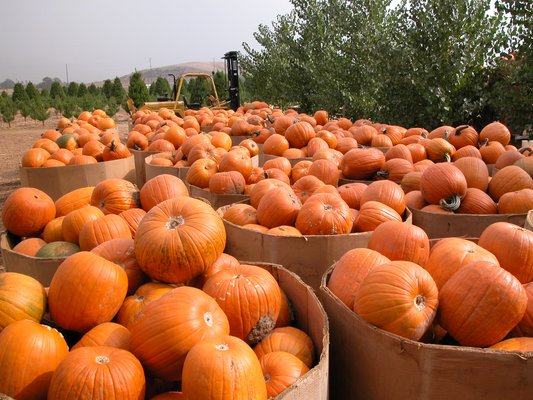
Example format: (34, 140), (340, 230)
(0, 97), (16, 127)
(102, 79), (113, 98)
(30, 100), (50, 126)
(67, 82), (79, 97)
(25, 82), (39, 100)
(50, 81), (65, 99)
(127, 72), (149, 108)
(112, 77), (126, 102)
(77, 83), (88, 97)
(12, 82), (28, 103)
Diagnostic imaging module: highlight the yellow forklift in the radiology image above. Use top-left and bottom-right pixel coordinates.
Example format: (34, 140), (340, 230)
(127, 51), (241, 117)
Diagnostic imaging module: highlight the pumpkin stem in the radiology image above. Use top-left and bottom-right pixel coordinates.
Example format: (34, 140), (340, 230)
(455, 125), (468, 135)
(264, 373), (271, 383)
(439, 194), (461, 211)
(444, 152), (451, 162)
(414, 294), (426, 311)
(247, 315), (276, 345)
(444, 131), (450, 141)
(95, 356), (110, 364)
(480, 137), (490, 148)
(166, 216), (185, 230)
(109, 140), (117, 151)
(376, 170), (389, 179)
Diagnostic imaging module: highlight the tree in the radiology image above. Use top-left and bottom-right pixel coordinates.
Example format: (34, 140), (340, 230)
(77, 83), (88, 97)
(106, 97), (119, 117)
(19, 100), (32, 122)
(112, 77), (126, 103)
(12, 82), (28, 103)
(88, 83), (98, 95)
(102, 79), (113, 98)
(50, 81), (65, 99)
(67, 82), (79, 97)
(30, 100), (50, 126)
(213, 70), (227, 101)
(149, 77), (172, 99)
(25, 81), (40, 100)
(0, 97), (16, 127)
(37, 77), (55, 91)
(127, 72), (149, 108)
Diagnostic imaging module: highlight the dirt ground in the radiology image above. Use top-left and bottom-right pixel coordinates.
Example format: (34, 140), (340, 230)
(0, 109), (132, 271)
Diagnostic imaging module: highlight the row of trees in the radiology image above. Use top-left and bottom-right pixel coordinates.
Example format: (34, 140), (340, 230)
(0, 70), (231, 127)
(240, 0), (532, 135)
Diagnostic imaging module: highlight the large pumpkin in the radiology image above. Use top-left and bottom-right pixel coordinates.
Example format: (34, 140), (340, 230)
(360, 180), (406, 215)
(62, 205), (104, 245)
(354, 261), (439, 341)
(203, 263), (281, 344)
(256, 186), (302, 229)
(488, 165), (533, 202)
(2, 187), (55, 237)
(47, 251), (129, 332)
(78, 213), (132, 251)
(90, 178), (140, 215)
(419, 162), (467, 211)
(438, 260), (527, 347)
(295, 192), (353, 235)
(54, 186), (94, 217)
(182, 335), (267, 400)
(47, 346), (146, 400)
(0, 320), (69, 400)
(140, 174), (189, 211)
(340, 148), (385, 180)
(134, 196), (226, 283)
(130, 286), (230, 381)
(0, 272), (47, 331)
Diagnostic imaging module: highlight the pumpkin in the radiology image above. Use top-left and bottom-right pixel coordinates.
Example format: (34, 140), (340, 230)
(116, 290), (170, 330)
(354, 260), (439, 341)
(405, 190), (427, 209)
(478, 222), (533, 283)
(118, 207), (146, 238)
(451, 145), (482, 160)
(223, 203), (258, 226)
(498, 188), (533, 214)
(91, 238), (148, 295)
(69, 154), (98, 165)
(71, 322), (131, 351)
(12, 237), (46, 256)
(295, 192), (353, 235)
(328, 248), (391, 309)
(285, 121), (316, 148)
(2, 187), (55, 237)
(424, 138), (456, 162)
(203, 263), (281, 344)
(340, 148), (385, 180)
(130, 286), (230, 381)
(375, 158), (414, 183)
(182, 334), (267, 400)
(489, 337), (533, 352)
(186, 158), (218, 189)
(515, 282), (533, 336)
(78, 213), (132, 251)
(266, 225), (302, 236)
(453, 156), (489, 192)
(455, 187), (498, 214)
(102, 140), (132, 161)
(253, 326), (315, 368)
(400, 171), (422, 194)
(249, 179), (291, 209)
(90, 178), (140, 215)
(479, 140), (506, 164)
(289, 161), (312, 183)
(188, 252), (241, 288)
(47, 251), (128, 332)
(488, 165), (533, 202)
(54, 186), (94, 217)
(263, 157), (292, 177)
(438, 260), (527, 347)
(21, 147), (50, 167)
(209, 171), (247, 194)
(134, 196), (226, 283)
(449, 125), (479, 149)
(61, 205), (104, 245)
(42, 216), (65, 242)
(424, 238), (499, 289)
(264, 168), (291, 185)
(0, 272), (46, 331)
(360, 180), (406, 216)
(260, 351), (310, 398)
(368, 221), (430, 266)
(35, 241), (80, 258)
(353, 200), (402, 232)
(308, 159), (340, 186)
(140, 174), (189, 211)
(218, 149), (254, 180)
(0, 320), (69, 400)
(256, 186), (302, 229)
(419, 162), (467, 211)
(47, 346), (145, 400)
(480, 121), (511, 146)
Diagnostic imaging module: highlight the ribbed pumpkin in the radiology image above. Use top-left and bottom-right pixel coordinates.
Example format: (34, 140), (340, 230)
(118, 207), (146, 238)
(424, 138), (456, 162)
(353, 201), (402, 232)
(340, 148), (386, 180)
(134, 196), (226, 284)
(498, 188), (533, 214)
(47, 346), (146, 400)
(2, 187), (55, 237)
(424, 238), (499, 289)
(0, 320), (69, 400)
(292, 175), (325, 204)
(478, 222), (533, 283)
(438, 261), (527, 347)
(91, 238), (148, 295)
(209, 171), (246, 194)
(186, 158), (218, 188)
(419, 162), (467, 211)
(260, 351), (310, 398)
(61, 205), (104, 245)
(78, 213), (132, 251)
(90, 178), (140, 215)
(449, 125), (479, 149)
(42, 216), (65, 242)
(116, 289), (170, 330)
(0, 272), (46, 331)
(256, 186), (302, 229)
(182, 335), (267, 400)
(456, 187), (498, 214)
(354, 261), (439, 341)
(130, 286), (230, 381)
(223, 203), (258, 226)
(490, 337), (533, 352)
(140, 174), (189, 211)
(367, 221), (430, 266)
(203, 263), (281, 344)
(360, 180), (406, 215)
(327, 248), (391, 309)
(47, 251), (128, 332)
(35, 241), (80, 258)
(375, 158), (414, 183)
(453, 156), (489, 192)
(515, 282), (533, 336)
(249, 179), (291, 209)
(12, 237), (46, 256)
(54, 186), (94, 217)
(295, 192), (352, 235)
(71, 322), (131, 351)
(488, 165), (533, 202)
(480, 121), (511, 145)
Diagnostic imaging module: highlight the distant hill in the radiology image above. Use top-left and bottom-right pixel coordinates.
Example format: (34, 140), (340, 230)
(98, 61), (225, 87)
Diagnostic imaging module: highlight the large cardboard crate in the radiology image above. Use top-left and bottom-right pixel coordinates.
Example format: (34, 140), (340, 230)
(410, 206), (527, 238)
(1, 233), (65, 286)
(259, 152), (312, 167)
(254, 262), (329, 400)
(144, 155), (190, 190)
(218, 204), (412, 291)
(319, 264), (533, 399)
(132, 149), (162, 188)
(190, 185), (249, 210)
(20, 156), (135, 201)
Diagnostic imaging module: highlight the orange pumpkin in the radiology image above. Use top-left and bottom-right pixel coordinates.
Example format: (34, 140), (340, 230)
(260, 351), (310, 398)
(71, 322), (131, 351)
(295, 192), (352, 235)
(90, 178), (140, 215)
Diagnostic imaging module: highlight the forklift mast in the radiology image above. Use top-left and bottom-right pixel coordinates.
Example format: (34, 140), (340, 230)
(223, 51), (240, 111)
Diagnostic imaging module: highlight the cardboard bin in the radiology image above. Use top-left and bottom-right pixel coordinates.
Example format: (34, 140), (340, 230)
(410, 206), (527, 239)
(144, 155), (190, 190)
(319, 264), (533, 400)
(20, 156), (135, 201)
(1, 233), (65, 286)
(190, 185), (249, 210)
(132, 149), (162, 188)
(253, 262), (329, 400)
(259, 152), (312, 167)
(218, 203), (412, 291)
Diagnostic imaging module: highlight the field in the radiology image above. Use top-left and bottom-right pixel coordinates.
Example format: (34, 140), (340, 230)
(0, 109), (132, 270)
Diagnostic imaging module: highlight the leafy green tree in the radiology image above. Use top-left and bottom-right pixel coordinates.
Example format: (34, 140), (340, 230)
(12, 82), (29, 103)
(67, 82), (79, 97)
(77, 83), (88, 97)
(50, 81), (66, 99)
(102, 79), (113, 98)
(25, 82), (40, 100)
(30, 100), (50, 126)
(127, 72), (149, 108)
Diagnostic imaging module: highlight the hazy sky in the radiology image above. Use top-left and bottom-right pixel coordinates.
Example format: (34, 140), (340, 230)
(0, 0), (294, 84)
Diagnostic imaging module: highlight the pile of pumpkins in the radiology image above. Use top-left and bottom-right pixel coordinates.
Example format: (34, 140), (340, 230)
(21, 110), (131, 168)
(0, 174), (315, 399)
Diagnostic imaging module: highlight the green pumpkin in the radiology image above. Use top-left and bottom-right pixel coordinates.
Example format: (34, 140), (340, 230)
(55, 134), (77, 150)
(36, 241), (80, 258)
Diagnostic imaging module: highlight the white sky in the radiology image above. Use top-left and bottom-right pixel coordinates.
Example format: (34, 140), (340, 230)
(0, 0), (294, 83)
